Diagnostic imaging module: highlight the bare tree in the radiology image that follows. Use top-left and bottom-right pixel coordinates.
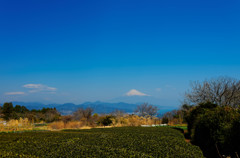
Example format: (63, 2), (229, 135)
(185, 76), (240, 107)
(111, 109), (125, 117)
(73, 107), (93, 122)
(135, 103), (158, 118)
(45, 109), (60, 123)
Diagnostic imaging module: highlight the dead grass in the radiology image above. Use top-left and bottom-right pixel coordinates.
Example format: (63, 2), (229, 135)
(0, 118), (34, 132)
(49, 121), (89, 130)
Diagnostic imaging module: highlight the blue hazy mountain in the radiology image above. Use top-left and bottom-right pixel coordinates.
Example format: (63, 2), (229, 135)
(52, 101), (138, 115)
(11, 102), (55, 110)
(109, 95), (179, 107)
(2, 101), (177, 115)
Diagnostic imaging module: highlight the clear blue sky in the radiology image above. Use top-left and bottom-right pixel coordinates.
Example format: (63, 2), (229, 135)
(0, 0), (240, 106)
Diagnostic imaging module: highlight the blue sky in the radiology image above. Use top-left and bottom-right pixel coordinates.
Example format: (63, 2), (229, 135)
(0, 0), (240, 106)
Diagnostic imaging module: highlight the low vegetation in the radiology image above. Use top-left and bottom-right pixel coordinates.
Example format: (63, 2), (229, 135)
(0, 127), (204, 158)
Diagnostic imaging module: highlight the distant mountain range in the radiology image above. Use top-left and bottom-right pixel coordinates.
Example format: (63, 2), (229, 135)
(0, 101), (177, 116)
(109, 95), (178, 106)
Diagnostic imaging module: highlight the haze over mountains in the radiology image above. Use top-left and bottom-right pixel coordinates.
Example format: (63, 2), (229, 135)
(1, 93), (178, 115)
(0, 99), (177, 116)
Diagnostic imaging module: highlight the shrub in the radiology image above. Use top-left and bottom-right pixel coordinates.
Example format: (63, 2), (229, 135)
(185, 102), (217, 137)
(49, 121), (65, 130)
(161, 117), (168, 124)
(98, 115), (114, 126)
(192, 106), (240, 158)
(65, 121), (83, 129)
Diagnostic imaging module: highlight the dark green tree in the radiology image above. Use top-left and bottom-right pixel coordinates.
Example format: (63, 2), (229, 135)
(161, 117), (168, 124)
(192, 106), (240, 158)
(185, 102), (217, 137)
(14, 105), (22, 113)
(2, 102), (14, 120)
(0, 106), (2, 116)
(98, 115), (114, 126)
(20, 106), (29, 113)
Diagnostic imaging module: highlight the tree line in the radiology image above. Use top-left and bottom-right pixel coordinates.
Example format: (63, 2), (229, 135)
(0, 102), (159, 126)
(0, 102), (60, 123)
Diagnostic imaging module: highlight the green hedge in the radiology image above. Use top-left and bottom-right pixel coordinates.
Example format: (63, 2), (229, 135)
(0, 127), (204, 158)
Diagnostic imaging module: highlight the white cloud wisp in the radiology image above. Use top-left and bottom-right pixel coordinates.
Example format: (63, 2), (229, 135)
(5, 92), (25, 95)
(23, 84), (57, 93)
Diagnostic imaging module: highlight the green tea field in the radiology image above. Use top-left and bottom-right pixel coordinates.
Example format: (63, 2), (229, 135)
(0, 127), (204, 158)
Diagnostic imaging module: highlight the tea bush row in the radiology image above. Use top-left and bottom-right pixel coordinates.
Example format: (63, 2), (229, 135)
(0, 127), (204, 158)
